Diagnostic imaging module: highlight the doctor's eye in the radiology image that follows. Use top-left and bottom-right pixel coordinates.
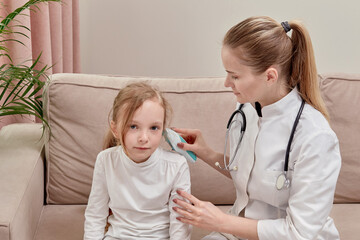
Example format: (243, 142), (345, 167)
(231, 76), (239, 80)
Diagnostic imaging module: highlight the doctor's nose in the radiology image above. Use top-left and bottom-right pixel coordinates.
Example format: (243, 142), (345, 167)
(224, 75), (233, 88)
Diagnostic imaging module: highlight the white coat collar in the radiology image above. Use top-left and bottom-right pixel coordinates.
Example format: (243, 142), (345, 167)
(258, 88), (302, 119)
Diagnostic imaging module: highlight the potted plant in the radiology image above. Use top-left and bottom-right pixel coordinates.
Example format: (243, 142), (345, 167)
(0, 0), (60, 132)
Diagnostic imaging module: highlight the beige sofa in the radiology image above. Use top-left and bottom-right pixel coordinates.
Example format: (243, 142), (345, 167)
(0, 73), (359, 240)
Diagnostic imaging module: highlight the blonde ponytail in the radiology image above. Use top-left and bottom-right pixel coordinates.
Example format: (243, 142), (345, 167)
(289, 21), (329, 121)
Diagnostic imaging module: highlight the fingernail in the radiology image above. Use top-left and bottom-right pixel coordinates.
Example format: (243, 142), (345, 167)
(177, 143), (184, 148)
(172, 207), (177, 211)
(176, 189), (184, 195)
(173, 199), (177, 203)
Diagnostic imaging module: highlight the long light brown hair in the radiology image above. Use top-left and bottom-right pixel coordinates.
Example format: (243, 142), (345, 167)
(223, 16), (329, 120)
(103, 82), (172, 150)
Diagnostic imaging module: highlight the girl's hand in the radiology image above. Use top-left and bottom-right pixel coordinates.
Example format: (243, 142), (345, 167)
(172, 189), (227, 232)
(171, 128), (213, 161)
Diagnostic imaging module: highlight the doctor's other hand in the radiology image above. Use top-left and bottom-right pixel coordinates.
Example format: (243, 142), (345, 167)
(172, 127), (214, 161)
(173, 189), (227, 232)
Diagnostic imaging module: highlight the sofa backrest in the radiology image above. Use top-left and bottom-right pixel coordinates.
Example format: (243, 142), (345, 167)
(43, 73), (237, 205)
(319, 73), (360, 203)
(43, 73), (360, 205)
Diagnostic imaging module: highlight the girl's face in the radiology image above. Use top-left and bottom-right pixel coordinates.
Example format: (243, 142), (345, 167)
(112, 99), (165, 163)
(221, 46), (269, 104)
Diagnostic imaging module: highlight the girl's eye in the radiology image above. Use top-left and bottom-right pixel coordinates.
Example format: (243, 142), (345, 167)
(151, 126), (159, 131)
(130, 125), (137, 129)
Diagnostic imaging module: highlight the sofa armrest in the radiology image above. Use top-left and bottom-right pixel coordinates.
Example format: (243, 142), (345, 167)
(0, 123), (45, 240)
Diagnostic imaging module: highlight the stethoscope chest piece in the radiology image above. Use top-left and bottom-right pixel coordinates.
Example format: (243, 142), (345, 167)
(276, 173), (290, 190)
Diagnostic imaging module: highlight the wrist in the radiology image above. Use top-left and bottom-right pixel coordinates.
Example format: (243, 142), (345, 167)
(205, 149), (222, 164)
(215, 212), (232, 233)
(221, 215), (259, 240)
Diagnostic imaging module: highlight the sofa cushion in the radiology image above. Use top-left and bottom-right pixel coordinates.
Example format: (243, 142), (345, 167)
(34, 205), (86, 240)
(319, 73), (360, 203)
(33, 205), (232, 240)
(330, 203), (360, 239)
(43, 73), (237, 204)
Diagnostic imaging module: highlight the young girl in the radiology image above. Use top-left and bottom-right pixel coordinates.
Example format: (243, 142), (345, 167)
(173, 16), (341, 239)
(84, 82), (192, 240)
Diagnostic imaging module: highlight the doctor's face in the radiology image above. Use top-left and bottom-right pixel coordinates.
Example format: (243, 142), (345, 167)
(221, 46), (267, 104)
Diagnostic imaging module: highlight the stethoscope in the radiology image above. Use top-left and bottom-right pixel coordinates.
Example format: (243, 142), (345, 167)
(215, 99), (306, 191)
(215, 103), (246, 172)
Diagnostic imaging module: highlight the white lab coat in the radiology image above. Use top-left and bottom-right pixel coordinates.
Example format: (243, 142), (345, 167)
(227, 88), (341, 240)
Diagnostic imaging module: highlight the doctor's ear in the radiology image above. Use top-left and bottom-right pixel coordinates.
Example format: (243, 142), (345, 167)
(265, 67), (278, 85)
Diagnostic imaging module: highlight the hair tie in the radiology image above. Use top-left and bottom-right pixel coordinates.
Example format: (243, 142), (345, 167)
(281, 21), (291, 33)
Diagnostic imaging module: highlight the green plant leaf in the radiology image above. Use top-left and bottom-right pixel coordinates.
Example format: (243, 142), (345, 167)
(0, 80), (11, 101)
(0, 0), (61, 137)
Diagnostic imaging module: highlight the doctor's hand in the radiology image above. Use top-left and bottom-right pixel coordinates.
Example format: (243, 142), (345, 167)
(172, 127), (214, 161)
(172, 189), (227, 233)
(173, 190), (259, 240)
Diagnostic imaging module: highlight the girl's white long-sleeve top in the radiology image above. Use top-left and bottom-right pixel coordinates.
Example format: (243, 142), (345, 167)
(84, 146), (192, 240)
(228, 88), (341, 239)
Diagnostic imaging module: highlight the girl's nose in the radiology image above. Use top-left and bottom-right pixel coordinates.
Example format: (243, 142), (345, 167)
(138, 131), (149, 143)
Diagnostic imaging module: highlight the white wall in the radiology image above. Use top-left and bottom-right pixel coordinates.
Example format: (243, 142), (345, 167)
(79, 0), (360, 77)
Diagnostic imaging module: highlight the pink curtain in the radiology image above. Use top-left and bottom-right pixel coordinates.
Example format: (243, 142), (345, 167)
(0, 0), (80, 129)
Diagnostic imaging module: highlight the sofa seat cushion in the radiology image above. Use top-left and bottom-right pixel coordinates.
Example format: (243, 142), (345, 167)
(33, 204), (231, 240)
(32, 204), (358, 239)
(34, 205), (86, 240)
(330, 203), (360, 240)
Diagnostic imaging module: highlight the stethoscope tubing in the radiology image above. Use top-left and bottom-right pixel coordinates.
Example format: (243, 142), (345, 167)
(219, 99), (306, 185)
(226, 104), (246, 131)
(222, 104), (246, 171)
(284, 100), (305, 172)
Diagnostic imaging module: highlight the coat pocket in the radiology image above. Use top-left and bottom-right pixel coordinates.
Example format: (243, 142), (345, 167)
(265, 170), (293, 209)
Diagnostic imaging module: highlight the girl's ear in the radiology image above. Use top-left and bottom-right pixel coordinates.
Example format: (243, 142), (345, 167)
(110, 121), (119, 139)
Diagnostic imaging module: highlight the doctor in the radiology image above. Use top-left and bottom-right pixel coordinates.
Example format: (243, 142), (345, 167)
(172, 16), (341, 240)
